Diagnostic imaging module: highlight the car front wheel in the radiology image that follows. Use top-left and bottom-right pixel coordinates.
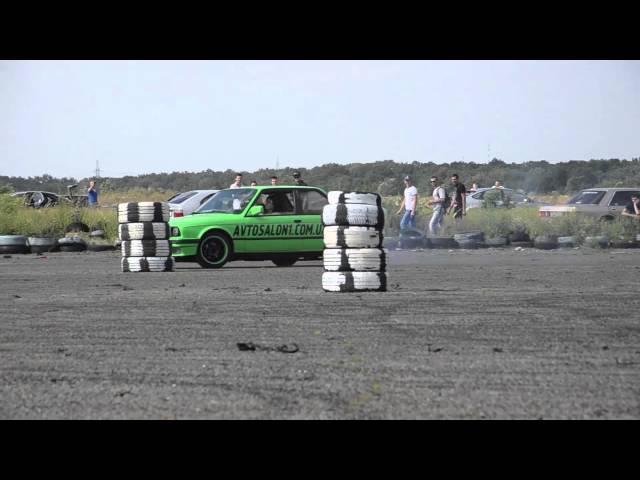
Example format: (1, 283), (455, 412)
(197, 232), (232, 268)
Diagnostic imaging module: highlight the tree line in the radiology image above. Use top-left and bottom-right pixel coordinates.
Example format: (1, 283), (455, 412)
(2, 158), (639, 196)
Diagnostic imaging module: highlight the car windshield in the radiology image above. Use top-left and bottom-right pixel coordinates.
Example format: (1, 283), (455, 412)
(168, 191), (198, 204)
(194, 189), (256, 214)
(568, 191), (606, 205)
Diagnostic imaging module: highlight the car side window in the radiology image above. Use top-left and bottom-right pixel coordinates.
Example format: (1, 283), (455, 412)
(200, 193), (217, 205)
(255, 190), (296, 215)
(609, 191), (635, 207)
(298, 190), (328, 214)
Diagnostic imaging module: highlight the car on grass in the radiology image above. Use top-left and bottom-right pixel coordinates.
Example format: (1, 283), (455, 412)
(167, 189), (220, 218)
(538, 187), (640, 220)
(466, 187), (545, 210)
(169, 186), (329, 268)
(11, 191), (60, 208)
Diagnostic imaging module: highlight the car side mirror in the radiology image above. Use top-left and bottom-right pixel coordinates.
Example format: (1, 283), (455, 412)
(247, 205), (264, 216)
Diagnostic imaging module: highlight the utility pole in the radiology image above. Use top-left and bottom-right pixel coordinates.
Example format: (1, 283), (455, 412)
(95, 159), (101, 179)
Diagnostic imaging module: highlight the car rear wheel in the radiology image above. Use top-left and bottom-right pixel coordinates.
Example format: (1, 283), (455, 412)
(197, 232), (232, 268)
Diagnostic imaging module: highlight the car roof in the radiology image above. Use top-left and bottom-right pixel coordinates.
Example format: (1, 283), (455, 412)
(12, 191), (59, 196)
(578, 187), (640, 191)
(472, 187), (513, 193)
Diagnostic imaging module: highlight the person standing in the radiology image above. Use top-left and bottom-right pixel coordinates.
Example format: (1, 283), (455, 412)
(448, 173), (466, 220)
(271, 175), (278, 186)
(292, 171), (307, 186)
(87, 179), (98, 207)
(622, 192), (640, 218)
(396, 176), (418, 230)
(427, 176), (446, 235)
(250, 180), (258, 187)
(230, 173), (243, 189)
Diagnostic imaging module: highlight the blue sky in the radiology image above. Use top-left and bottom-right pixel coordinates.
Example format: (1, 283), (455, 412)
(1, 60), (638, 180)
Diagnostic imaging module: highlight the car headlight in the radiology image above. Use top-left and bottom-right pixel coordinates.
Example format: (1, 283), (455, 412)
(171, 227), (181, 237)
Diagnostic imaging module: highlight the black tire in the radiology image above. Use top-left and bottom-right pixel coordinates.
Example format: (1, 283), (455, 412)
(456, 239), (478, 249)
(87, 242), (116, 252)
(485, 236), (509, 247)
(197, 232), (232, 268)
(429, 237), (456, 249)
(0, 235), (29, 254)
(27, 237), (59, 254)
(508, 231), (530, 243)
(272, 255), (298, 267)
(454, 231), (484, 242)
(511, 241), (533, 248)
(610, 240), (638, 249)
(534, 235), (558, 250)
(64, 222), (90, 233)
(58, 237), (87, 252)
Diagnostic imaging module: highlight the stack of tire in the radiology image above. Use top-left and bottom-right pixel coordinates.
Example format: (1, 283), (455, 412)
(321, 191), (386, 292)
(118, 202), (174, 273)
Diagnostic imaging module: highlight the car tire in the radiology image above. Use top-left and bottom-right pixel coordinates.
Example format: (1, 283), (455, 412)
(584, 236), (609, 248)
(87, 241), (116, 252)
(322, 271), (387, 292)
(197, 232), (232, 268)
(121, 256), (175, 272)
(455, 239), (478, 249)
(429, 237), (456, 249)
(322, 204), (384, 230)
(454, 231), (485, 242)
(323, 226), (382, 248)
(511, 241), (533, 248)
(534, 235), (558, 250)
(272, 255), (298, 267)
(118, 222), (170, 241)
(121, 240), (171, 257)
(0, 235), (29, 254)
(64, 222), (90, 233)
(323, 248), (387, 272)
(509, 231), (530, 243)
(609, 239), (638, 249)
(327, 191), (382, 206)
(484, 236), (509, 247)
(58, 236), (87, 252)
(558, 236), (577, 248)
(27, 237), (59, 254)
(118, 202), (170, 223)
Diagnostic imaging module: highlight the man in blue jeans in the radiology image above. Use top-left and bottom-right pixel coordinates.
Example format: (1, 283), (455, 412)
(396, 176), (418, 230)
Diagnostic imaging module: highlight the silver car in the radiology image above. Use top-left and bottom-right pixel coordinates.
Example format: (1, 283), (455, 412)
(538, 188), (640, 220)
(168, 190), (220, 218)
(466, 187), (542, 210)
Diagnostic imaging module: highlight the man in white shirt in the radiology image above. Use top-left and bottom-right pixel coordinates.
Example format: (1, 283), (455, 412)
(427, 176), (446, 235)
(230, 173), (243, 189)
(396, 176), (418, 230)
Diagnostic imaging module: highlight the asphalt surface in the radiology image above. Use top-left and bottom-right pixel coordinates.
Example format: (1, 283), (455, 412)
(1, 247), (639, 419)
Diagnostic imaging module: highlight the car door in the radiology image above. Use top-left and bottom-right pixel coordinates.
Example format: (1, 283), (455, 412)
(294, 188), (328, 252)
(234, 188), (300, 253)
(608, 191), (638, 217)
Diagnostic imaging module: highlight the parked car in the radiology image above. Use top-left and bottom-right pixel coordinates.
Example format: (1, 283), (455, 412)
(538, 188), (640, 220)
(169, 186), (328, 268)
(11, 191), (60, 208)
(466, 188), (544, 210)
(167, 190), (220, 218)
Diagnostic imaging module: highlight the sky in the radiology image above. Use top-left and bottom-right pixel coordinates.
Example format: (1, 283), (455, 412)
(1, 60), (639, 180)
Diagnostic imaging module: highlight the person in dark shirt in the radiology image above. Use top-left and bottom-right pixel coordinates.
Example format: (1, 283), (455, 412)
(622, 192), (640, 218)
(292, 171), (307, 186)
(448, 173), (466, 220)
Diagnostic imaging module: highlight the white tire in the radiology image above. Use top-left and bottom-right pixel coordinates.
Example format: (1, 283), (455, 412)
(121, 240), (171, 257)
(121, 256), (175, 272)
(322, 271), (387, 292)
(322, 204), (384, 229)
(118, 202), (169, 223)
(323, 226), (382, 248)
(323, 248), (387, 272)
(327, 191), (382, 206)
(119, 222), (170, 241)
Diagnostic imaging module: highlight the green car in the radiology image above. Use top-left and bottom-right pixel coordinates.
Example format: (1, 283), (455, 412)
(169, 186), (329, 268)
